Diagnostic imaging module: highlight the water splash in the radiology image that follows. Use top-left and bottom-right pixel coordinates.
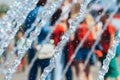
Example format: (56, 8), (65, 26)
(83, 4), (119, 70)
(0, 0), (38, 56)
(77, 4), (120, 80)
(39, 0), (91, 80)
(24, 2), (75, 80)
(62, 1), (113, 78)
(98, 4), (120, 80)
(4, 0), (63, 80)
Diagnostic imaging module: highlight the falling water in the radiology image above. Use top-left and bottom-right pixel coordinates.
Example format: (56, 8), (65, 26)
(0, 0), (119, 80)
(83, 4), (120, 70)
(39, 0), (91, 80)
(1, 1), (99, 77)
(4, 0), (63, 80)
(98, 4), (120, 80)
(0, 0), (38, 56)
(24, 2), (75, 80)
(77, 4), (120, 80)
(62, 1), (113, 78)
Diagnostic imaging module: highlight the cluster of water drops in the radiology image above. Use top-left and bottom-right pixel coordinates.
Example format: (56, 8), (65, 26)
(0, 0), (120, 80)
(0, 0), (38, 56)
(40, 0), (91, 80)
(4, 0), (63, 80)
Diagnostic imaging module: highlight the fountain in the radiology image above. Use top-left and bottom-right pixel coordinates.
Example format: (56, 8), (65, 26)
(0, 0), (119, 80)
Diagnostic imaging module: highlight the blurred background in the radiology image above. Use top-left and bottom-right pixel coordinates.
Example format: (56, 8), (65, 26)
(0, 0), (120, 80)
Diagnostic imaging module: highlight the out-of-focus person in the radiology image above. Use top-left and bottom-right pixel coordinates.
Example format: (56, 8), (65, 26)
(73, 13), (96, 80)
(63, 2), (80, 80)
(15, 30), (25, 72)
(64, 33), (75, 80)
(24, 0), (53, 80)
(99, 13), (120, 80)
(15, 30), (26, 71)
(51, 19), (67, 80)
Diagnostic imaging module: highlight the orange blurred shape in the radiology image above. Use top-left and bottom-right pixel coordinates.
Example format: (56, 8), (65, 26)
(94, 50), (103, 57)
